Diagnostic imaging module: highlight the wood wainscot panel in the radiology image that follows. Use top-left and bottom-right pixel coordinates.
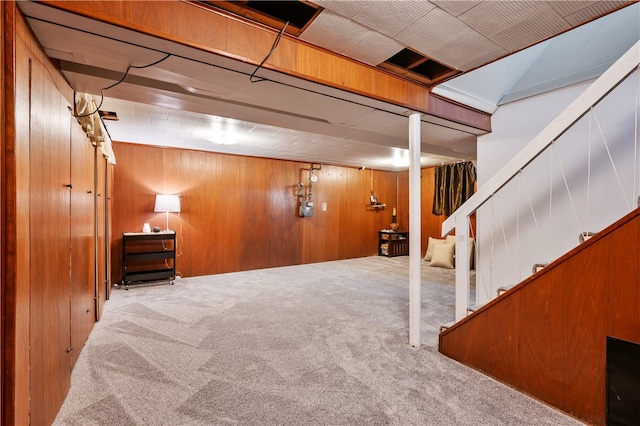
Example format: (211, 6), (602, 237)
(439, 209), (640, 426)
(515, 266), (565, 411)
(560, 240), (609, 423)
(606, 214), (640, 343)
(483, 292), (521, 388)
(439, 310), (489, 370)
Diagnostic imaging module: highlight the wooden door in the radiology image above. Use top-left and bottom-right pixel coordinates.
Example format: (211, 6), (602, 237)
(28, 67), (72, 426)
(95, 149), (107, 316)
(69, 126), (95, 368)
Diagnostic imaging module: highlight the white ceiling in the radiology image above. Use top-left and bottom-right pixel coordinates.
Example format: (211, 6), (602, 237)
(17, 1), (638, 171)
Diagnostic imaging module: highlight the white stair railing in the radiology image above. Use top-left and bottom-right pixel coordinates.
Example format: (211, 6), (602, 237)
(443, 41), (640, 323)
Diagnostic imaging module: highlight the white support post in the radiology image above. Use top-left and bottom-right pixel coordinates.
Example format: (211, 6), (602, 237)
(409, 112), (422, 347)
(454, 215), (470, 322)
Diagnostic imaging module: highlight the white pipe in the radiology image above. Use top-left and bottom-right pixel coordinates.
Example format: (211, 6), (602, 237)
(409, 112), (421, 347)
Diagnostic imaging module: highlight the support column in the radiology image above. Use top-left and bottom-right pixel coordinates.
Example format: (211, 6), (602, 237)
(409, 112), (421, 347)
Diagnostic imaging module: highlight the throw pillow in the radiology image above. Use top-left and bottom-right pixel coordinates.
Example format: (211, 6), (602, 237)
(424, 237), (446, 261)
(430, 242), (455, 269)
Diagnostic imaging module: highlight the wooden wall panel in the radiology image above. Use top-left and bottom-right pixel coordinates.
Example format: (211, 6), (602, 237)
(562, 241), (609, 420)
(96, 152), (108, 316)
(607, 216), (640, 343)
(0, 5), (5, 423)
(483, 294), (520, 386)
(516, 268), (565, 409)
(28, 58), (73, 426)
(439, 209), (640, 426)
(4, 8), (102, 423)
(106, 162), (114, 300)
(4, 4), (32, 424)
(111, 143), (406, 281)
(70, 124), (95, 369)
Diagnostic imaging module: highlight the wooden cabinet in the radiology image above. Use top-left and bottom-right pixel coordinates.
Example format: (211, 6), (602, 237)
(122, 231), (176, 288)
(378, 231), (409, 257)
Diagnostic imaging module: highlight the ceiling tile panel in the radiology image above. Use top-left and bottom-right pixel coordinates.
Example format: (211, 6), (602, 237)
(395, 7), (470, 55)
(563, 1), (633, 26)
(430, 0), (479, 17)
(547, 1), (600, 17)
(459, 1), (552, 37)
(342, 30), (405, 66)
(456, 48), (510, 72)
(351, 1), (435, 37)
(490, 7), (571, 52)
(312, 0), (370, 19)
(430, 29), (507, 70)
(299, 10), (369, 54)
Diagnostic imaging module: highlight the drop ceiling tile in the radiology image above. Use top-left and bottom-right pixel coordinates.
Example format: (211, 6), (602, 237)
(430, 0), (479, 17)
(351, 1), (435, 37)
(312, 0), (370, 19)
(490, 7), (571, 52)
(456, 48), (510, 72)
(342, 30), (405, 66)
(563, 1), (633, 26)
(547, 1), (599, 17)
(431, 30), (508, 70)
(395, 7), (470, 54)
(299, 10), (369, 54)
(458, 0), (551, 37)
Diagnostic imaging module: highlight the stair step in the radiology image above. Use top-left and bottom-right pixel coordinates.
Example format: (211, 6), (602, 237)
(439, 321), (455, 333)
(467, 304), (483, 315)
(497, 285), (514, 296)
(532, 263), (548, 273)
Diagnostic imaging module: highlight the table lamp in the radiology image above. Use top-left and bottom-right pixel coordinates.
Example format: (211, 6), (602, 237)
(154, 194), (181, 231)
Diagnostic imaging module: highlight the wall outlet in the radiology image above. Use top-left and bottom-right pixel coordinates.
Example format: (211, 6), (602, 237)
(322, 202), (327, 211)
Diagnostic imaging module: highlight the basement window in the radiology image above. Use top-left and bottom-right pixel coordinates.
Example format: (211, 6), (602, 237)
(381, 48), (458, 86)
(198, 1), (321, 36)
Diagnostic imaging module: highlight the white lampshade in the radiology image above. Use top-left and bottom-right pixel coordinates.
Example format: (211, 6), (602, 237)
(154, 194), (181, 213)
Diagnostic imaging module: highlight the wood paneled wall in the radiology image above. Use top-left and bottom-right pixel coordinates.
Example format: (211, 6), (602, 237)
(111, 143), (403, 281)
(1, 6), (108, 424)
(439, 209), (640, 426)
(111, 143), (460, 282)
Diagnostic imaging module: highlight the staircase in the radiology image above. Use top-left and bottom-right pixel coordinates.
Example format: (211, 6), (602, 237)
(439, 209), (640, 426)
(437, 41), (640, 426)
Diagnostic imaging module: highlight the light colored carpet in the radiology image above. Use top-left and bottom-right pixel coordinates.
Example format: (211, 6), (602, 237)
(53, 256), (581, 425)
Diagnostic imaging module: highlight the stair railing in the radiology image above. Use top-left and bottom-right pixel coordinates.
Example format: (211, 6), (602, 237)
(442, 41), (640, 323)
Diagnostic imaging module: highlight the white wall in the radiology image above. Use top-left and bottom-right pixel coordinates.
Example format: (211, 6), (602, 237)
(475, 70), (639, 302)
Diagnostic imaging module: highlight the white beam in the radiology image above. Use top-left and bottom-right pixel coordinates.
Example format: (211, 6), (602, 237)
(409, 112), (421, 347)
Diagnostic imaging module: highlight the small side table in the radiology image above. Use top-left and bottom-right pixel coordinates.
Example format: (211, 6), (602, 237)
(378, 231), (409, 257)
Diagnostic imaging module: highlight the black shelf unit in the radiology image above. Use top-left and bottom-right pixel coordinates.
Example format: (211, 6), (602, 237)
(122, 231), (176, 289)
(378, 230), (409, 257)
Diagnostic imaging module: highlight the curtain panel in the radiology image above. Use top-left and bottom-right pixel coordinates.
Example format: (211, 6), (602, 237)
(432, 162), (476, 216)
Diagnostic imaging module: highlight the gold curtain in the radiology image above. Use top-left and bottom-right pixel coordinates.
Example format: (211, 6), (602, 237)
(432, 162), (476, 216)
